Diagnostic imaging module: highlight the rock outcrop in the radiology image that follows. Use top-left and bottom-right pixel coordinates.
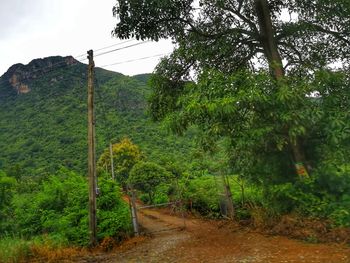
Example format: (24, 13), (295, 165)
(1, 56), (78, 95)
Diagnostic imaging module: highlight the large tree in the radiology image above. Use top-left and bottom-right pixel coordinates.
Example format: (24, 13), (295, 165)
(112, 0), (350, 178)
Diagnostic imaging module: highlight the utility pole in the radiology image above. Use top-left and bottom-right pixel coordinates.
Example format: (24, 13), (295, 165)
(87, 49), (97, 247)
(109, 142), (115, 180)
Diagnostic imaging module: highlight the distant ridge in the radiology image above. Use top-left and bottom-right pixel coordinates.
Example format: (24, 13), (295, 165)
(0, 56), (78, 95)
(0, 56), (194, 174)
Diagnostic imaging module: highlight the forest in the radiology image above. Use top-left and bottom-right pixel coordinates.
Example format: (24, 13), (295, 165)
(0, 0), (349, 262)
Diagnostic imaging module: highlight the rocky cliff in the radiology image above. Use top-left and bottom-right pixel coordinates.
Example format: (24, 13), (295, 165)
(1, 56), (77, 95)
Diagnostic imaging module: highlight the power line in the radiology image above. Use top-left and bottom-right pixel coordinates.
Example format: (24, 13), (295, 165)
(74, 39), (137, 59)
(94, 39), (137, 53)
(94, 41), (151, 58)
(100, 52), (170, 68)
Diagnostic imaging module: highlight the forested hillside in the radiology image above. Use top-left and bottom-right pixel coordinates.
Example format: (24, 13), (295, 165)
(1, 0), (350, 261)
(0, 56), (195, 176)
(0, 56), (200, 258)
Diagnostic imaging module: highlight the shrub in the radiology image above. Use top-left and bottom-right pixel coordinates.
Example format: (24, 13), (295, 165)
(7, 169), (131, 246)
(182, 176), (220, 217)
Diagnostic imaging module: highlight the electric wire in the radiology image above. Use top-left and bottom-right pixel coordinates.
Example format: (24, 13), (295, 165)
(99, 52), (170, 68)
(74, 39), (137, 59)
(94, 41), (151, 58)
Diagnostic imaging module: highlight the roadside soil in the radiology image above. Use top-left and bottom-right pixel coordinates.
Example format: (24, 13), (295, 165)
(68, 208), (350, 263)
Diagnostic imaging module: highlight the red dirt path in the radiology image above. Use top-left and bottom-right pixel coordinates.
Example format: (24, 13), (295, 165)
(70, 208), (350, 263)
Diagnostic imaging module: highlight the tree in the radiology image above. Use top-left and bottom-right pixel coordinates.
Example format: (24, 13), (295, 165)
(97, 138), (143, 187)
(128, 161), (170, 203)
(112, 0), (350, 177)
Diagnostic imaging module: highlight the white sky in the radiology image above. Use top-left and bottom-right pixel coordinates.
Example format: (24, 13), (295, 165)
(0, 0), (174, 76)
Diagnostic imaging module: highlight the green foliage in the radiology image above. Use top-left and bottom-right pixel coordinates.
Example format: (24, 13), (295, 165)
(129, 161), (170, 203)
(262, 175), (350, 227)
(0, 58), (198, 246)
(113, 0), (350, 73)
(153, 183), (171, 204)
(0, 170), (17, 233)
(0, 170), (17, 208)
(97, 138), (143, 186)
(97, 178), (132, 239)
(181, 175), (220, 217)
(0, 61), (195, 176)
(2, 169), (131, 246)
(112, 0), (350, 228)
(149, 69), (350, 222)
(0, 237), (32, 263)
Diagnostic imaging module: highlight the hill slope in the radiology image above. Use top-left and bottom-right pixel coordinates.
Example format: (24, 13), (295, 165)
(0, 56), (194, 175)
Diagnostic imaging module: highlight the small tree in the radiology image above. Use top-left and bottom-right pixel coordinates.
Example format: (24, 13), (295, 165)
(97, 138), (143, 187)
(128, 161), (170, 204)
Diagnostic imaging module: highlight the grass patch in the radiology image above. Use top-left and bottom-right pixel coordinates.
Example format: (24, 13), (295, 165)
(0, 237), (31, 263)
(0, 235), (84, 263)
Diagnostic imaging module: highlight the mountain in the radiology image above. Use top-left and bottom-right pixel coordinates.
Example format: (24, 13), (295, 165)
(0, 56), (195, 175)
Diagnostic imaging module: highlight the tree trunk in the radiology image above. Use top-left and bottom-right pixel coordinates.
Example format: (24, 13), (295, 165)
(254, 0), (309, 177)
(149, 192), (153, 204)
(240, 181), (245, 207)
(254, 0), (284, 79)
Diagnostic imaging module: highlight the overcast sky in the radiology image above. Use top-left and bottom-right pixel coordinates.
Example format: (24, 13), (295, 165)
(0, 0), (174, 76)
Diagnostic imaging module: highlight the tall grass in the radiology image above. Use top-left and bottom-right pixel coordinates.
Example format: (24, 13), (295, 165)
(0, 235), (82, 263)
(0, 237), (32, 263)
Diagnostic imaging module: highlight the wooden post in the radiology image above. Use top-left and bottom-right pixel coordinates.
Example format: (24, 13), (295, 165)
(223, 174), (234, 219)
(176, 178), (186, 229)
(129, 187), (139, 236)
(109, 142), (115, 180)
(87, 49), (97, 247)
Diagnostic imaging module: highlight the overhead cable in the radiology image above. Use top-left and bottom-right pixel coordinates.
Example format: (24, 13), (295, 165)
(94, 41), (151, 58)
(74, 39), (137, 59)
(100, 52), (170, 68)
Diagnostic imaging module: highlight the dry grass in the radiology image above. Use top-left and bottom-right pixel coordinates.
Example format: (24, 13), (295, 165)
(29, 244), (86, 262)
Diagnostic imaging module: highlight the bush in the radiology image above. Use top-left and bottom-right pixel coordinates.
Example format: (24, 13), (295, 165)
(6, 168), (131, 246)
(128, 161), (170, 204)
(262, 176), (350, 227)
(182, 176), (220, 217)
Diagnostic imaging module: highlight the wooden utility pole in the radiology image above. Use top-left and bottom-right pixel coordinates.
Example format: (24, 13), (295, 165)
(87, 49), (97, 247)
(109, 142), (115, 180)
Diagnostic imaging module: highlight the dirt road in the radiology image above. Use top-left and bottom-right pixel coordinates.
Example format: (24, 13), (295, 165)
(74, 208), (350, 263)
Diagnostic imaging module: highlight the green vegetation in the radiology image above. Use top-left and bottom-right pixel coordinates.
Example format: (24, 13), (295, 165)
(0, 57), (198, 260)
(0, 237), (32, 263)
(112, 0), (350, 228)
(0, 60), (195, 175)
(0, 0), (349, 256)
(0, 167), (131, 261)
(0, 168), (130, 246)
(129, 161), (170, 204)
(97, 138), (143, 187)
